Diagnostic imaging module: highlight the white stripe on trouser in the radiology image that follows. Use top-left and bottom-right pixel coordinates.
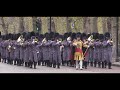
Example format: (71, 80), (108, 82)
(76, 60), (79, 69)
(76, 60), (83, 69)
(79, 60), (83, 69)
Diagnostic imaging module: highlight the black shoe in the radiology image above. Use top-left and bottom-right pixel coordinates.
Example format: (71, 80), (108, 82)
(108, 62), (112, 69)
(94, 61), (96, 67)
(98, 62), (101, 68)
(102, 62), (104, 68)
(104, 61), (107, 68)
(53, 63), (56, 68)
(34, 62), (37, 69)
(84, 61), (87, 69)
(49, 62), (52, 67)
(25, 62), (27, 67)
(90, 62), (93, 67)
(38, 61), (40, 66)
(57, 63), (60, 69)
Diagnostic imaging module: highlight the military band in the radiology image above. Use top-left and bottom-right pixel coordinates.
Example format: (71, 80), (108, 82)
(0, 31), (113, 70)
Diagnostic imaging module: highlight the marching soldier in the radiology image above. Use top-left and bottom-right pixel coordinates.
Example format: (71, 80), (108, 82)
(62, 33), (71, 66)
(88, 33), (94, 67)
(93, 33), (100, 67)
(37, 34), (44, 66)
(69, 33), (76, 67)
(103, 32), (113, 69)
(99, 34), (104, 68)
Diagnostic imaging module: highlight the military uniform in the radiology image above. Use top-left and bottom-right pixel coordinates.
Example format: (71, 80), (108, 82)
(73, 33), (88, 70)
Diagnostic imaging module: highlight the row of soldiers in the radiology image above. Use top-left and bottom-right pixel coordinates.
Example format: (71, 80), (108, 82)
(0, 31), (113, 70)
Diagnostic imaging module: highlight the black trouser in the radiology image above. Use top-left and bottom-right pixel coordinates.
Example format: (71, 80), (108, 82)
(83, 61), (87, 69)
(53, 61), (56, 68)
(33, 61), (37, 69)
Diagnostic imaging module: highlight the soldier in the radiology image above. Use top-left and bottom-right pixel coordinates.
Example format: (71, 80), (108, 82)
(1, 35), (6, 63)
(62, 33), (71, 66)
(24, 33), (31, 67)
(14, 33), (21, 66)
(103, 32), (113, 69)
(32, 36), (39, 69)
(93, 33), (100, 67)
(99, 34), (104, 68)
(82, 33), (89, 69)
(37, 34), (44, 66)
(70, 33), (76, 67)
(51, 33), (62, 68)
(88, 33), (94, 67)
(28, 32), (35, 68)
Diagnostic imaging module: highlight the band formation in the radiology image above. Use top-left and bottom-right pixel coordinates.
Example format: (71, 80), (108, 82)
(0, 31), (113, 70)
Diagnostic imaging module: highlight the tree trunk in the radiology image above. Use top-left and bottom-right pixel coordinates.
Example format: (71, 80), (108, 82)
(19, 17), (25, 33)
(1, 17), (8, 34)
(92, 17), (98, 32)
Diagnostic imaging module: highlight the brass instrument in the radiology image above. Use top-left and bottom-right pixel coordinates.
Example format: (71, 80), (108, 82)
(8, 44), (11, 52)
(42, 38), (47, 44)
(17, 35), (25, 46)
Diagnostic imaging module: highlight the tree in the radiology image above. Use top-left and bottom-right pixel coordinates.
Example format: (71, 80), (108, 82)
(19, 17), (25, 33)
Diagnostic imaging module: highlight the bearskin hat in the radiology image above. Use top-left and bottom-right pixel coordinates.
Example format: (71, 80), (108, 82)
(87, 33), (91, 38)
(71, 33), (76, 40)
(76, 32), (81, 39)
(30, 31), (35, 37)
(68, 32), (72, 37)
(81, 33), (87, 40)
(64, 32), (69, 40)
(22, 32), (26, 38)
(92, 32), (99, 40)
(54, 32), (59, 39)
(35, 32), (39, 37)
(99, 34), (104, 41)
(104, 32), (110, 39)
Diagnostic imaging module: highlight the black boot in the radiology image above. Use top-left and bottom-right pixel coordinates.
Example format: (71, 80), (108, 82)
(98, 62), (101, 68)
(25, 62), (27, 67)
(53, 63), (56, 68)
(49, 62), (52, 67)
(34, 62), (37, 69)
(90, 62), (93, 67)
(85, 61), (87, 69)
(28, 62), (30, 67)
(104, 61), (107, 68)
(102, 62), (104, 68)
(14, 59), (17, 65)
(57, 63), (60, 69)
(38, 61), (40, 66)
(108, 62), (112, 69)
(67, 61), (69, 66)
(94, 61), (97, 67)
(62, 61), (65, 66)
(30, 61), (33, 68)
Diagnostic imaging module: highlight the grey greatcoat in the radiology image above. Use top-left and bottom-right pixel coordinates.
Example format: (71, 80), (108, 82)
(23, 41), (29, 62)
(51, 41), (62, 63)
(102, 40), (113, 63)
(14, 41), (20, 60)
(28, 41), (34, 62)
(62, 40), (71, 62)
(36, 41), (43, 62)
(93, 41), (101, 62)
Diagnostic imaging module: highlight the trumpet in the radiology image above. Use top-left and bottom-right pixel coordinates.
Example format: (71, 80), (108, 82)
(42, 38), (47, 44)
(8, 45), (11, 52)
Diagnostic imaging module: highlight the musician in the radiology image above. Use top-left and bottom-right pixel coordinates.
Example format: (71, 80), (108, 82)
(73, 33), (88, 70)
(82, 33), (89, 69)
(93, 33), (100, 67)
(62, 33), (71, 66)
(103, 32), (113, 69)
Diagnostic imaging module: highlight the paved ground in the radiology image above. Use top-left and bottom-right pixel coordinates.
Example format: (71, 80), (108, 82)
(1, 62), (120, 73)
